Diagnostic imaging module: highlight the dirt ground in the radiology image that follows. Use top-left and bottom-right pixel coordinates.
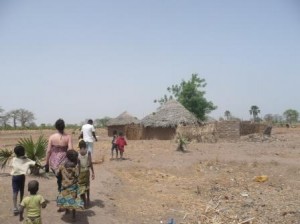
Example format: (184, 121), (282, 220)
(0, 127), (299, 224)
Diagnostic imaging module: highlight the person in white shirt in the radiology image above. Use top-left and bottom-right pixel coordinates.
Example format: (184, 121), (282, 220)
(10, 145), (36, 215)
(79, 119), (97, 154)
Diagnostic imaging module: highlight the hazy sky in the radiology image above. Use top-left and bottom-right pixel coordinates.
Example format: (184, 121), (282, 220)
(1, 1), (299, 125)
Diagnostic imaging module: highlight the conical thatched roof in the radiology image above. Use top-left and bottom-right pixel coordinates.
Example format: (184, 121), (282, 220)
(141, 100), (199, 128)
(107, 111), (140, 126)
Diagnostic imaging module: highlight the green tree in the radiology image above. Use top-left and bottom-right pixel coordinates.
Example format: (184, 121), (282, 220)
(155, 74), (216, 120)
(283, 109), (299, 124)
(249, 105), (260, 121)
(94, 117), (111, 128)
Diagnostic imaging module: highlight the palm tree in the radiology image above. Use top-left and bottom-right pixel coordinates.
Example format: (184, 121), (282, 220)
(0, 136), (48, 174)
(224, 110), (231, 120)
(18, 136), (47, 163)
(249, 105), (260, 121)
(176, 134), (189, 152)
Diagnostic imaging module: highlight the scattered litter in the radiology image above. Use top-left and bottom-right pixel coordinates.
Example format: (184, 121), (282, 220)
(240, 192), (249, 197)
(167, 218), (175, 224)
(253, 175), (269, 182)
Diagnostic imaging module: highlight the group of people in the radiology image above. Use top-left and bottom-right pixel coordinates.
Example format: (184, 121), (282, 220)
(10, 118), (127, 223)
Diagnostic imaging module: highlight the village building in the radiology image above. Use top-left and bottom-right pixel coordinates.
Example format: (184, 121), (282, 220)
(106, 111), (142, 140)
(141, 100), (200, 140)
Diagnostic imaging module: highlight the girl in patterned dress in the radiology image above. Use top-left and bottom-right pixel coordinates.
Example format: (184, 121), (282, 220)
(78, 140), (95, 208)
(56, 150), (84, 221)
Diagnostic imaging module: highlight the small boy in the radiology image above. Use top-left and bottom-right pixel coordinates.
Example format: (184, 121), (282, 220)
(78, 140), (95, 208)
(111, 130), (119, 159)
(19, 180), (47, 223)
(116, 132), (127, 160)
(10, 145), (36, 215)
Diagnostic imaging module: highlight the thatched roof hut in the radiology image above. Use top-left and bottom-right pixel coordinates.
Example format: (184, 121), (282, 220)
(107, 111), (142, 139)
(142, 100), (199, 127)
(141, 100), (200, 139)
(107, 111), (140, 126)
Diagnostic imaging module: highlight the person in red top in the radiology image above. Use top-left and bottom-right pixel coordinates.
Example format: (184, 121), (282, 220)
(116, 132), (127, 160)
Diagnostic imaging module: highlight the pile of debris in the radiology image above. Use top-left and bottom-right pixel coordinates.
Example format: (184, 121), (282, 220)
(240, 133), (286, 143)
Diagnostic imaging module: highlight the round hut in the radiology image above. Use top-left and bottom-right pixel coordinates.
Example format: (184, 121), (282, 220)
(141, 100), (200, 140)
(107, 111), (142, 140)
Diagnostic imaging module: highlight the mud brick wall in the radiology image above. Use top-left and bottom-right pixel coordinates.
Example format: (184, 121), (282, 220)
(125, 124), (143, 140)
(216, 121), (240, 139)
(177, 123), (218, 143)
(240, 121), (268, 136)
(108, 124), (143, 140)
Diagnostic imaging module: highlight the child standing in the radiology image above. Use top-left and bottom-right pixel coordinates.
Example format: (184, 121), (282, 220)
(111, 130), (119, 159)
(78, 140), (95, 208)
(57, 149), (84, 221)
(116, 132), (127, 160)
(10, 145), (36, 215)
(19, 180), (47, 224)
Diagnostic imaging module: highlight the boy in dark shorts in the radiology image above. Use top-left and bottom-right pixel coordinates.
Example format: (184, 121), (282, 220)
(111, 130), (119, 159)
(10, 145), (36, 215)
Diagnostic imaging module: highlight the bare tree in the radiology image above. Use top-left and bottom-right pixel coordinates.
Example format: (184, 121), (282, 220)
(0, 108), (9, 128)
(8, 109), (20, 128)
(6, 109), (35, 128)
(18, 109), (35, 127)
(0, 113), (11, 128)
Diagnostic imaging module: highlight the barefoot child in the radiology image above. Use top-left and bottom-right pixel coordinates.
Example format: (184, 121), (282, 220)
(78, 140), (95, 208)
(19, 180), (47, 224)
(111, 130), (119, 159)
(10, 145), (36, 215)
(116, 132), (127, 160)
(57, 149), (84, 221)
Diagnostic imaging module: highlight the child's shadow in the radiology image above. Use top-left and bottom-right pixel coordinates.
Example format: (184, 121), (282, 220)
(58, 200), (105, 223)
(61, 209), (96, 224)
(89, 199), (105, 208)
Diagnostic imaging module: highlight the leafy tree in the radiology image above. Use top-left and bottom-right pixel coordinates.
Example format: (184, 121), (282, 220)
(283, 109), (299, 124)
(224, 110), (231, 120)
(249, 105), (260, 121)
(95, 117), (111, 128)
(154, 74), (216, 121)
